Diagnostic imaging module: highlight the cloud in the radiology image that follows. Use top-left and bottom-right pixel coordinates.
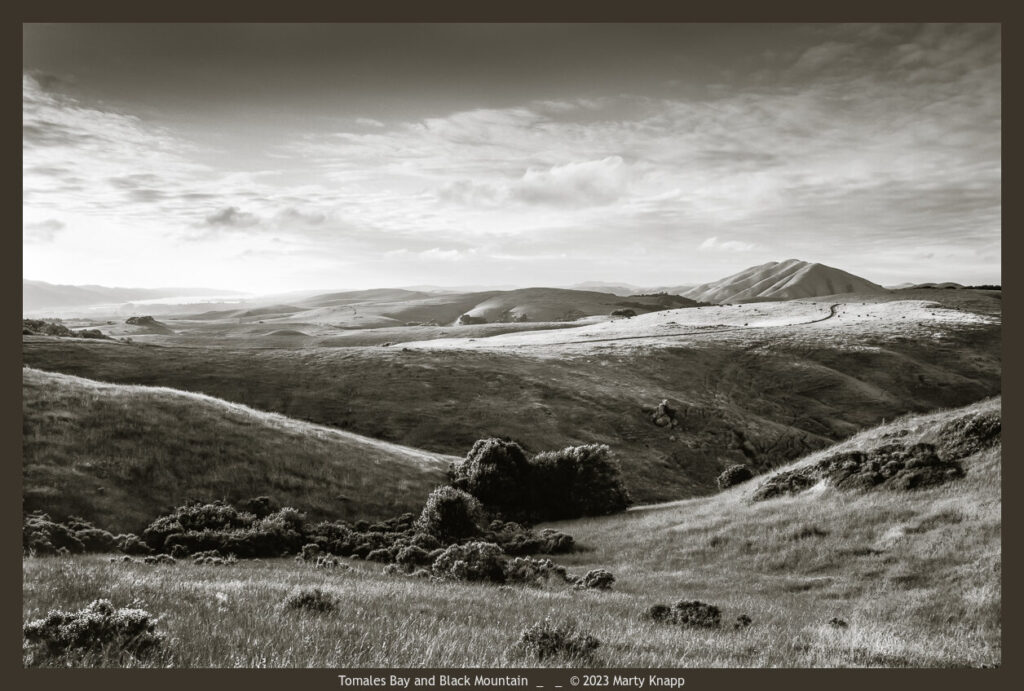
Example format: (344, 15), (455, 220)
(204, 206), (260, 228)
(699, 236), (756, 253)
(24, 219), (65, 243)
(513, 156), (630, 207)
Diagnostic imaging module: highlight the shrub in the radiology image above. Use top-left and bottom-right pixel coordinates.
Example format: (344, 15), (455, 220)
(75, 528), (119, 553)
(483, 521), (575, 556)
(366, 548), (394, 563)
(23, 599), (163, 664)
(503, 557), (571, 587)
(415, 487), (486, 543)
(431, 541), (506, 583)
(283, 588), (337, 614)
(734, 615), (753, 629)
(142, 554), (176, 565)
(529, 444), (631, 520)
(451, 438), (533, 518)
(116, 534), (153, 556)
(300, 543), (321, 561)
(673, 600), (721, 628)
(236, 496), (280, 518)
(396, 544), (431, 567)
(511, 618), (601, 662)
(935, 410), (1000, 460)
(751, 442), (965, 501)
(829, 617), (849, 629)
(610, 309), (636, 318)
(646, 601), (721, 628)
(573, 569), (616, 591)
(24, 512), (85, 556)
(717, 464), (754, 490)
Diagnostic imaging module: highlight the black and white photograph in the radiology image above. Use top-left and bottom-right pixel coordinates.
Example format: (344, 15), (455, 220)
(21, 22), (1001, 670)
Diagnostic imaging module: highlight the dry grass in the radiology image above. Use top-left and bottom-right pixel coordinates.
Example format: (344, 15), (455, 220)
(22, 367), (452, 532)
(22, 294), (1000, 506)
(23, 400), (1000, 668)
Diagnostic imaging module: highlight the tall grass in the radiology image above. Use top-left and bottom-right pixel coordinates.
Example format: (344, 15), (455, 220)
(24, 401), (1000, 667)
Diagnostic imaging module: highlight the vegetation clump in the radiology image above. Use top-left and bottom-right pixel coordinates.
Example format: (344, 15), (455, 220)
(752, 442), (965, 501)
(431, 541), (506, 583)
(23, 512), (149, 557)
(503, 557), (572, 587)
(451, 438), (631, 522)
(23, 599), (163, 665)
(415, 487), (486, 543)
(717, 464), (754, 490)
(573, 569), (616, 591)
(645, 600), (722, 628)
(935, 410), (1000, 460)
(511, 618), (601, 663)
(282, 587), (338, 614)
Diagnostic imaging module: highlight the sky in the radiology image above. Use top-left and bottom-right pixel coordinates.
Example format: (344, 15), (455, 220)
(23, 23), (1001, 293)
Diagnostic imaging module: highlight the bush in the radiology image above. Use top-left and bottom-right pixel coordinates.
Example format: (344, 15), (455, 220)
(283, 588), (338, 614)
(431, 541), (506, 583)
(573, 569), (615, 591)
(396, 544), (431, 567)
(734, 615), (753, 629)
(511, 618), (601, 662)
(751, 442), (965, 501)
(717, 464), (754, 490)
(451, 438), (533, 518)
(74, 528), (119, 553)
(672, 600), (721, 628)
(23, 599), (163, 664)
(24, 512), (84, 556)
(529, 444), (631, 520)
(646, 600), (721, 628)
(503, 557), (571, 587)
(483, 521), (575, 556)
(415, 487), (486, 543)
(116, 534), (153, 556)
(935, 409), (1001, 460)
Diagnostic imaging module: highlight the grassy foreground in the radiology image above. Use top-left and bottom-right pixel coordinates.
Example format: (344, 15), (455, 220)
(23, 399), (1000, 668)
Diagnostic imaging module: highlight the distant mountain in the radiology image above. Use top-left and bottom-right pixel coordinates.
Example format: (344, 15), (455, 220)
(567, 281), (646, 296)
(23, 279), (243, 314)
(682, 259), (886, 304)
(901, 282), (965, 290)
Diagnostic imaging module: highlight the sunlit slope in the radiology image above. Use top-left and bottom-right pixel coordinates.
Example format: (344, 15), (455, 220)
(22, 367), (453, 532)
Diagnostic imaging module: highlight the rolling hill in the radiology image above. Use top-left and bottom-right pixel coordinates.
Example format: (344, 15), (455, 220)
(683, 259), (886, 304)
(22, 291), (1001, 506)
(22, 367), (453, 532)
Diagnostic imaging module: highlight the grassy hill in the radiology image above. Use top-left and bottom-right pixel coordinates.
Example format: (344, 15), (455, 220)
(22, 398), (1000, 667)
(22, 294), (1000, 505)
(22, 367), (453, 532)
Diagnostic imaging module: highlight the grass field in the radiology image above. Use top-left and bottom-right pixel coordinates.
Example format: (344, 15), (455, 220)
(22, 399), (1000, 668)
(23, 367), (452, 532)
(22, 293), (1000, 505)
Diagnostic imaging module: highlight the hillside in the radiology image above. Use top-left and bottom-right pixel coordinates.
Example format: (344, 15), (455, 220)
(22, 292), (1000, 506)
(459, 287), (699, 323)
(23, 399), (1000, 667)
(22, 367), (453, 532)
(683, 259), (886, 304)
(544, 397), (1001, 666)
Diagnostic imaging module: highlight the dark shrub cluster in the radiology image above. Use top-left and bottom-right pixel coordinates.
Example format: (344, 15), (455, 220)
(752, 442), (965, 501)
(141, 501), (306, 558)
(282, 588), (338, 614)
(431, 541), (507, 583)
(511, 618), (601, 663)
(451, 438), (631, 522)
(717, 464), (754, 490)
(415, 487), (486, 543)
(483, 521), (575, 556)
(645, 600), (722, 628)
(935, 409), (1001, 460)
(734, 615), (753, 629)
(572, 569), (615, 591)
(23, 512), (148, 557)
(829, 617), (849, 629)
(503, 557), (573, 587)
(23, 599), (163, 665)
